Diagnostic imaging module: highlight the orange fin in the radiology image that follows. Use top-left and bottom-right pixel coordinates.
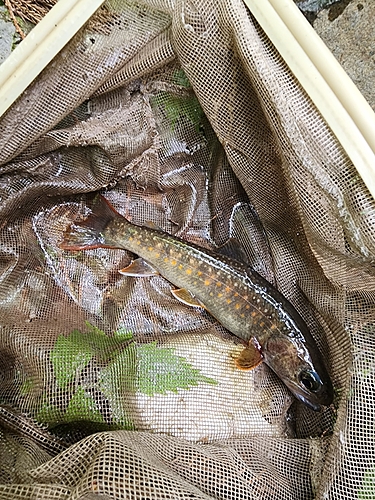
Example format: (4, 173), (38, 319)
(171, 288), (206, 309)
(235, 338), (263, 370)
(119, 258), (159, 277)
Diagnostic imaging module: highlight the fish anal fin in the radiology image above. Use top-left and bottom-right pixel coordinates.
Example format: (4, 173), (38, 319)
(143, 221), (162, 231)
(171, 288), (206, 309)
(119, 258), (159, 277)
(234, 338), (263, 370)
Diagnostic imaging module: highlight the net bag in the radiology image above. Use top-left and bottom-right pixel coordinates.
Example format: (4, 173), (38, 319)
(0, 0), (372, 498)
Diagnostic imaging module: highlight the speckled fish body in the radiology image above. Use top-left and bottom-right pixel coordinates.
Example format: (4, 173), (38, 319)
(61, 195), (333, 411)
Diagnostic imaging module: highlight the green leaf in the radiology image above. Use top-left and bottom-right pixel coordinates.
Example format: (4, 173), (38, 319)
(50, 323), (133, 390)
(98, 340), (217, 426)
(65, 387), (105, 424)
(48, 323), (216, 431)
(113, 327), (133, 340)
(359, 466), (375, 500)
(172, 69), (191, 88)
(81, 321), (132, 362)
(36, 400), (64, 426)
(36, 391), (106, 428)
(20, 378), (34, 395)
(136, 342), (218, 396)
(98, 344), (137, 429)
(151, 92), (204, 132)
(51, 331), (93, 390)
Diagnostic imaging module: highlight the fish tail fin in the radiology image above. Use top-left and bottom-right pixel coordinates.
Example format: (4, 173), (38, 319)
(60, 195), (122, 250)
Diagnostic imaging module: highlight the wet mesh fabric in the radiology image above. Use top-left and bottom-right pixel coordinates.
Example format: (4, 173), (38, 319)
(0, 0), (373, 498)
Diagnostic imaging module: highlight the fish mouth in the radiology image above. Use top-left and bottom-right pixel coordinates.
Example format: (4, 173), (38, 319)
(282, 379), (329, 412)
(294, 392), (322, 412)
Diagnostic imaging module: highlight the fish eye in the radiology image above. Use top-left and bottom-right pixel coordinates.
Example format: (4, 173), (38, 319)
(298, 370), (322, 393)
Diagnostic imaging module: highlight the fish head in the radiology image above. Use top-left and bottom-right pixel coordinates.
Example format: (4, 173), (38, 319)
(262, 334), (333, 411)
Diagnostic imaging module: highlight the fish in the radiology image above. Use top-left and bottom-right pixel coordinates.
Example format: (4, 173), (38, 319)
(60, 195), (333, 411)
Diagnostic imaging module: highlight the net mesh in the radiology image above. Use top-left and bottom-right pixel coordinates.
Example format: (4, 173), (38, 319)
(0, 0), (373, 498)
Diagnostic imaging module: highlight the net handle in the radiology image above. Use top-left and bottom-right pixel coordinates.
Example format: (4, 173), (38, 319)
(0, 0), (105, 118)
(243, 0), (375, 200)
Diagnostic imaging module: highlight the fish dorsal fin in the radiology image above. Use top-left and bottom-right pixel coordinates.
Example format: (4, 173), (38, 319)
(216, 238), (249, 265)
(119, 258), (159, 277)
(171, 288), (206, 309)
(234, 338), (263, 370)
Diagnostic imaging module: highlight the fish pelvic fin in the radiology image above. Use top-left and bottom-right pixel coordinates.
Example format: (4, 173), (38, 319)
(119, 258), (159, 277)
(171, 288), (206, 309)
(60, 195), (122, 251)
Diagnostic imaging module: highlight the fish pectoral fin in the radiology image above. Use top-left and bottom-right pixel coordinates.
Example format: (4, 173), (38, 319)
(171, 288), (206, 309)
(234, 339), (263, 370)
(118, 258), (159, 277)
